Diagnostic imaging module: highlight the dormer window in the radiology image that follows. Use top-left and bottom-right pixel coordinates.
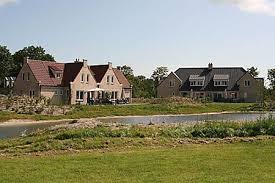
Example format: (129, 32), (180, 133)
(214, 75), (229, 86)
(56, 73), (62, 78)
(189, 75), (205, 87)
(49, 66), (63, 79)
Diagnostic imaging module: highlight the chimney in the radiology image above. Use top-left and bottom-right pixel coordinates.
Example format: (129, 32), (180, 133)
(83, 59), (88, 67)
(23, 57), (29, 65)
(108, 62), (112, 69)
(208, 63), (213, 70)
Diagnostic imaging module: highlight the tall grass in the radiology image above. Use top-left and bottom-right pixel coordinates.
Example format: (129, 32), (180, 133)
(53, 117), (275, 140)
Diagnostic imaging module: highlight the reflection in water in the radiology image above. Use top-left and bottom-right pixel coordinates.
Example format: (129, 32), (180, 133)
(0, 112), (274, 139)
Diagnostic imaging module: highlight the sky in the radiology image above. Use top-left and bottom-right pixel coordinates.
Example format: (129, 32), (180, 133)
(0, 0), (275, 80)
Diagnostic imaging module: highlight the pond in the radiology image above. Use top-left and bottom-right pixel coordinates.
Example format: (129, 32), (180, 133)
(0, 112), (274, 139)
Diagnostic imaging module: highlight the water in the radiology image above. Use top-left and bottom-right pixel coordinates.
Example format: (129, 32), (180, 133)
(0, 112), (274, 139)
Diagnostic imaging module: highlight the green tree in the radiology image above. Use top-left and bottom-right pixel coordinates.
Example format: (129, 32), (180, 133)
(151, 67), (168, 84)
(0, 45), (14, 80)
(11, 46), (55, 76)
(117, 65), (133, 77)
(268, 69), (275, 89)
(247, 67), (259, 77)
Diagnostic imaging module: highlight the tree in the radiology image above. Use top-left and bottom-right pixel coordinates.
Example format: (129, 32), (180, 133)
(268, 69), (275, 89)
(0, 45), (14, 80)
(151, 67), (168, 84)
(11, 46), (55, 76)
(117, 65), (133, 77)
(247, 67), (259, 77)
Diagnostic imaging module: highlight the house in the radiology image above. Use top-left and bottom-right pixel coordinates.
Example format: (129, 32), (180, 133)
(157, 63), (264, 103)
(13, 58), (132, 105)
(1, 77), (16, 88)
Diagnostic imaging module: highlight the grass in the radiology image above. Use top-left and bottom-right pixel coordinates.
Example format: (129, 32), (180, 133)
(0, 102), (253, 122)
(1, 118), (275, 182)
(1, 118), (275, 154)
(0, 141), (275, 183)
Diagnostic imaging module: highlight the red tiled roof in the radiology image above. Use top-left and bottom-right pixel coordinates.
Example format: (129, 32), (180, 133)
(28, 59), (65, 86)
(90, 65), (109, 83)
(49, 65), (63, 72)
(113, 68), (131, 88)
(27, 59), (83, 87)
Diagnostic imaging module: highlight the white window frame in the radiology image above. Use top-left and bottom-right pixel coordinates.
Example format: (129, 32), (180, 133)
(56, 73), (61, 78)
(60, 90), (63, 95)
(76, 91), (84, 101)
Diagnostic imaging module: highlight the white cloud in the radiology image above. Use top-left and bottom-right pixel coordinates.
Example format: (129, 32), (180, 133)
(0, 0), (18, 7)
(211, 0), (275, 16)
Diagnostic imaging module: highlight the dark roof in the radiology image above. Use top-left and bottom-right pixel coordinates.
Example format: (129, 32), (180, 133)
(175, 67), (247, 91)
(113, 68), (131, 88)
(61, 62), (84, 86)
(90, 65), (109, 83)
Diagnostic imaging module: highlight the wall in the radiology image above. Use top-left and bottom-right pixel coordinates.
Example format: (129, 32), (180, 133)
(70, 64), (97, 105)
(13, 63), (40, 97)
(98, 65), (123, 100)
(157, 72), (182, 98)
(238, 73), (263, 103)
(41, 86), (68, 105)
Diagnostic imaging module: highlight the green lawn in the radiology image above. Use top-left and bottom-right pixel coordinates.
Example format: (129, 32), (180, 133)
(0, 102), (253, 122)
(1, 141), (274, 183)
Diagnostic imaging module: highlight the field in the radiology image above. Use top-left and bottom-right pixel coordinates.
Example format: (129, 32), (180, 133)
(1, 141), (275, 183)
(0, 102), (253, 122)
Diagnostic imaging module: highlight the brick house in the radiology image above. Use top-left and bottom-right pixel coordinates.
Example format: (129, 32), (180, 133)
(157, 63), (264, 103)
(13, 58), (132, 105)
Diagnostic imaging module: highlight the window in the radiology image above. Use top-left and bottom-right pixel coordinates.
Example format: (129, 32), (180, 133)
(107, 75), (110, 83)
(76, 91), (84, 100)
(214, 80), (228, 86)
(60, 90), (63, 95)
(111, 76), (114, 83)
(56, 73), (61, 78)
(66, 90), (70, 97)
(22, 73), (25, 81)
(190, 80), (204, 86)
(54, 90), (58, 95)
(172, 92), (175, 96)
(169, 80), (175, 87)
(86, 74), (89, 83)
(81, 74), (85, 82)
(29, 90), (35, 98)
(244, 80), (251, 87)
(27, 72), (30, 81)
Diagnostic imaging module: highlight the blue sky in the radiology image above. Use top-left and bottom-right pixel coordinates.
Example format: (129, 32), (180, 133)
(0, 0), (275, 79)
